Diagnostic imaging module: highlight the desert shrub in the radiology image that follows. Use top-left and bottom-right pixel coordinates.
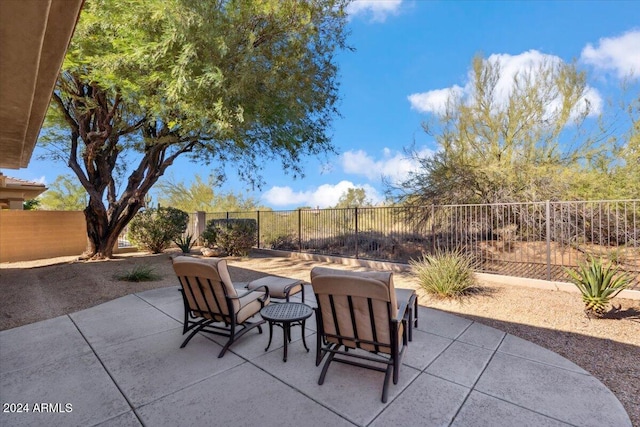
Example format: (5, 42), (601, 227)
(174, 233), (196, 253)
(565, 257), (634, 316)
(213, 219), (257, 256)
(200, 220), (218, 248)
(115, 264), (161, 282)
(128, 207), (189, 253)
(410, 249), (477, 297)
(268, 233), (298, 250)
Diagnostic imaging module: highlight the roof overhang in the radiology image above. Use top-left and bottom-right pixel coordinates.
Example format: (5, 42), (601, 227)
(0, 173), (47, 209)
(0, 0), (84, 169)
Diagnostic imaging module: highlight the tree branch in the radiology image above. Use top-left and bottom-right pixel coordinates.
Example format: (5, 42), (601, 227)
(52, 92), (79, 134)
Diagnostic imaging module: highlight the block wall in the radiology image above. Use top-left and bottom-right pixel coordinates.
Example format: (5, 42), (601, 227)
(0, 210), (88, 262)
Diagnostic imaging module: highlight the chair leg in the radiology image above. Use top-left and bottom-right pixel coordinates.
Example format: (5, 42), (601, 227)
(218, 323), (237, 358)
(382, 364), (393, 403)
(217, 320), (265, 358)
(393, 354), (400, 384)
(180, 319), (213, 348)
(318, 349), (337, 385)
(179, 290), (190, 334)
(315, 333), (323, 366)
(180, 329), (201, 348)
(406, 293), (417, 342)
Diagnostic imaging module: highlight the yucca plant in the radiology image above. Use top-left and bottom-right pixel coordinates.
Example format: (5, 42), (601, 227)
(410, 249), (477, 298)
(565, 258), (634, 316)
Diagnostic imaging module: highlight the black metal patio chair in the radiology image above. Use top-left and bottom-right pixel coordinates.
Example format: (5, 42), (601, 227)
(310, 267), (409, 402)
(172, 256), (270, 358)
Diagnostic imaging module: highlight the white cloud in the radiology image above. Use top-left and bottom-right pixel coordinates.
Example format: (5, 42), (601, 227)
(341, 147), (433, 185)
(485, 50), (561, 104)
(262, 180), (382, 208)
(346, 0), (402, 23)
(261, 186), (310, 206)
(581, 30), (640, 78)
(408, 86), (463, 115)
(408, 50), (603, 119)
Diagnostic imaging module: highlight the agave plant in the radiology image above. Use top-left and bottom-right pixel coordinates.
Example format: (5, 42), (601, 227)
(565, 258), (634, 316)
(174, 233), (196, 254)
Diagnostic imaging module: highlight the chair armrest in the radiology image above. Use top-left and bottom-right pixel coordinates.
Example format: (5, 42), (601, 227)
(393, 300), (409, 323)
(235, 285), (270, 304)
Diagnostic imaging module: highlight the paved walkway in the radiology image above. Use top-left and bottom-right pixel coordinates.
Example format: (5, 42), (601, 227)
(0, 285), (632, 427)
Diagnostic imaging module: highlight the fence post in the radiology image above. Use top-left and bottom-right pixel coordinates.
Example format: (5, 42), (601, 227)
(546, 200), (551, 281)
(354, 207), (359, 259)
(431, 204), (436, 253)
(298, 209), (302, 252)
(256, 210), (260, 249)
(195, 211), (206, 244)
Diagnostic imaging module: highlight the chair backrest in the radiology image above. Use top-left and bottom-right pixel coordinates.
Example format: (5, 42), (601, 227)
(311, 267), (400, 354)
(172, 257), (240, 320)
(310, 267), (398, 312)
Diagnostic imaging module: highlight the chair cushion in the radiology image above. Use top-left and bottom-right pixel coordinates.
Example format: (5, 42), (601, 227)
(312, 274), (403, 354)
(237, 291), (268, 323)
(172, 256), (241, 314)
(247, 276), (302, 299)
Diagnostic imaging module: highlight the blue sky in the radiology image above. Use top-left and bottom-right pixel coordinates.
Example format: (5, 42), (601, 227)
(4, 0), (640, 210)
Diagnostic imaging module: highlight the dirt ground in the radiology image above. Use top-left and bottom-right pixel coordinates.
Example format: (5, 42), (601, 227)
(1, 250), (639, 426)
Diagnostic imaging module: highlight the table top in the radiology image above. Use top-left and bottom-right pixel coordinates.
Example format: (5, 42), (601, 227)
(260, 302), (313, 322)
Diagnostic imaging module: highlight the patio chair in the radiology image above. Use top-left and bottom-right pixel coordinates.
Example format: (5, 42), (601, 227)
(310, 267), (408, 403)
(310, 267), (418, 340)
(172, 256), (270, 358)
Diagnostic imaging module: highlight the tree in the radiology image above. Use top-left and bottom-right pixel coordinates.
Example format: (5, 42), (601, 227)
(393, 55), (628, 206)
(333, 187), (372, 208)
(155, 174), (261, 213)
(41, 0), (350, 259)
(23, 199), (40, 210)
(38, 175), (88, 210)
(569, 91), (640, 200)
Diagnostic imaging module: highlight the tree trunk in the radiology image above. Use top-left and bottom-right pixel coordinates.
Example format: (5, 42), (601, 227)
(84, 201), (141, 259)
(84, 205), (114, 259)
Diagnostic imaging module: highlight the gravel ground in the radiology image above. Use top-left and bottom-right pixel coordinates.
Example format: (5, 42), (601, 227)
(1, 250), (638, 426)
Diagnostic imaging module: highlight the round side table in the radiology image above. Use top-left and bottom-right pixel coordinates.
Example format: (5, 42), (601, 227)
(260, 302), (313, 362)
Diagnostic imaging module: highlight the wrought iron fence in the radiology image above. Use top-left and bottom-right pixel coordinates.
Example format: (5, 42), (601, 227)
(190, 200), (639, 284)
(117, 225), (134, 248)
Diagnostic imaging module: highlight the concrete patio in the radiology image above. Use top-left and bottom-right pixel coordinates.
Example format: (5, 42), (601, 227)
(0, 284), (632, 427)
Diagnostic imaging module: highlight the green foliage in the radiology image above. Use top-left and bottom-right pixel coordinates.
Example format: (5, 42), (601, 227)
(201, 220), (218, 248)
(394, 55), (640, 206)
(565, 258), (634, 316)
(40, 0), (350, 258)
(409, 249), (477, 297)
(333, 188), (372, 208)
(128, 207), (189, 253)
(213, 219), (257, 256)
(23, 199), (40, 210)
(174, 233), (196, 253)
(115, 264), (161, 282)
(38, 175), (87, 211)
(155, 174), (261, 213)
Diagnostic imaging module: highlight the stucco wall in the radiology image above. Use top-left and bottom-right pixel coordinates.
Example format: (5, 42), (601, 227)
(0, 210), (88, 262)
